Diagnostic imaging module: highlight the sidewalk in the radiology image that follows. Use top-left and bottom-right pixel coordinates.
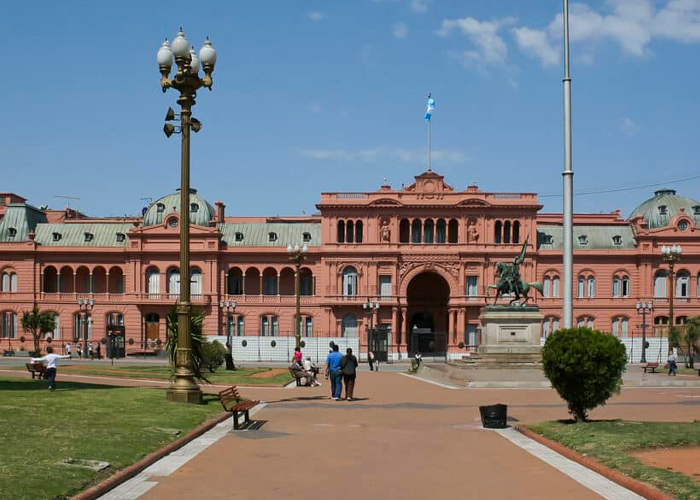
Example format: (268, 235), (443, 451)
(100, 371), (699, 500)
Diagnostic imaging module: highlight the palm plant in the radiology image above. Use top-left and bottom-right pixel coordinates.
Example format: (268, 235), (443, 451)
(21, 305), (56, 355)
(166, 308), (208, 382)
(683, 316), (700, 368)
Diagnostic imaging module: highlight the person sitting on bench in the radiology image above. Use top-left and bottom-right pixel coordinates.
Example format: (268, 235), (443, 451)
(303, 356), (321, 386)
(291, 359), (320, 387)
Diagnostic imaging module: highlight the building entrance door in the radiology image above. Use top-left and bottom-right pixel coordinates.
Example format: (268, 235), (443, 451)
(145, 313), (160, 349)
(406, 271), (450, 355)
(368, 324), (391, 362)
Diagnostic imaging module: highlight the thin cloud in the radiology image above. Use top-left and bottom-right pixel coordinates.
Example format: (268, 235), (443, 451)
(307, 11), (327, 21)
(515, 0), (700, 66)
(438, 17), (516, 68)
(392, 22), (409, 39)
(621, 117), (638, 136)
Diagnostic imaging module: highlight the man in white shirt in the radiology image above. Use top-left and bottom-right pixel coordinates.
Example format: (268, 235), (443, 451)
(32, 346), (71, 391)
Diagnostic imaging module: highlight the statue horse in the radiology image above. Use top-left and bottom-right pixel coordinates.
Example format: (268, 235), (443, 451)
(488, 262), (544, 306)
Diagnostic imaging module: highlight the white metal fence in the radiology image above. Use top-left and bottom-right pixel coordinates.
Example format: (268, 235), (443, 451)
(208, 336), (360, 364)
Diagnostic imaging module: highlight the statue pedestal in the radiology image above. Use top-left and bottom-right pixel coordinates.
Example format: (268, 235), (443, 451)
(478, 306), (543, 356)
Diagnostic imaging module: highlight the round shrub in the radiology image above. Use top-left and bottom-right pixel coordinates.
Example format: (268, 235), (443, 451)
(541, 327), (627, 421)
(201, 340), (227, 373)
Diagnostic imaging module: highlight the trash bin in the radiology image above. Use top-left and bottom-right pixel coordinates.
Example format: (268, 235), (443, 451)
(479, 404), (508, 429)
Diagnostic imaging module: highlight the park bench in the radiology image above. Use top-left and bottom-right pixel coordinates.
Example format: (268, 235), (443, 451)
(26, 362), (48, 379)
(288, 367), (313, 386)
(217, 385), (259, 430)
(642, 362), (659, 373)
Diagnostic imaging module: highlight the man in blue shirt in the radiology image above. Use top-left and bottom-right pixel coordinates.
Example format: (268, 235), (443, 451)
(325, 344), (343, 400)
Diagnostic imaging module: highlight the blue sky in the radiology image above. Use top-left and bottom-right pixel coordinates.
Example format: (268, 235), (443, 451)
(3, 0), (700, 218)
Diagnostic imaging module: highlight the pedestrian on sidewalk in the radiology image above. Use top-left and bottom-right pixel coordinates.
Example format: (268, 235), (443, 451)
(368, 351), (376, 372)
(668, 352), (678, 376)
(31, 346), (70, 391)
(65, 343), (72, 358)
(340, 347), (358, 401)
(292, 346), (303, 364)
(95, 342), (101, 360)
(89, 343), (94, 360)
(77, 343), (82, 359)
(325, 344), (343, 400)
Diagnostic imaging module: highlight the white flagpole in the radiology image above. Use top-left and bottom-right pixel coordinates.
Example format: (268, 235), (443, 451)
(562, 0), (574, 328)
(428, 118), (432, 171)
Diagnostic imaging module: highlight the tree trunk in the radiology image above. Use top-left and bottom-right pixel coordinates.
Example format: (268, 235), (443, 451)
(33, 331), (40, 354)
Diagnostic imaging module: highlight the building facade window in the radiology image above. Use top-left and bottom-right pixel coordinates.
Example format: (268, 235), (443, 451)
(342, 267), (358, 296)
(436, 219), (446, 243)
(146, 268), (160, 298)
(106, 312), (124, 326)
(1, 312), (17, 338)
(612, 317), (629, 338)
(260, 315), (279, 336)
(466, 276), (479, 296)
(423, 219), (434, 243)
(613, 274), (630, 298)
(228, 269), (243, 295)
(237, 316), (245, 336)
(1, 272), (17, 292)
(379, 276), (392, 297)
(577, 317), (594, 328)
(263, 274), (278, 295)
(190, 268), (202, 296)
(341, 313), (358, 337)
(73, 313), (92, 341)
(300, 271), (313, 296)
(167, 268), (180, 298)
(304, 317), (313, 337)
(411, 219), (422, 243)
(676, 271), (690, 298)
(466, 323), (478, 346)
(654, 271), (667, 298)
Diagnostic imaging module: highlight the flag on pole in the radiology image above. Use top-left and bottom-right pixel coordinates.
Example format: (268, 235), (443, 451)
(424, 93), (435, 122)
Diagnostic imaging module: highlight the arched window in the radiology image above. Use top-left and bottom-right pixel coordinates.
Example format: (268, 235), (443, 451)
(622, 276), (630, 297)
(676, 271), (690, 298)
(227, 268), (243, 295)
(399, 219), (410, 243)
(300, 268), (313, 296)
(190, 268), (202, 297)
(436, 219), (446, 243)
(342, 267), (358, 296)
(346, 220), (355, 243)
(577, 276), (585, 297)
(552, 276), (560, 297)
(513, 221), (520, 244)
(577, 317), (594, 328)
(146, 268), (160, 298)
(167, 268), (180, 298)
(613, 274), (631, 298)
(43, 266), (58, 293)
(237, 316), (245, 336)
(448, 219), (458, 243)
(263, 269), (278, 296)
(355, 220), (363, 243)
(73, 312), (92, 341)
(654, 270), (667, 298)
(411, 219), (422, 243)
(1, 312), (17, 338)
(494, 221), (502, 244)
(504, 221), (511, 244)
(587, 276), (596, 297)
(337, 220), (345, 243)
(613, 276), (621, 297)
(304, 316), (313, 337)
(106, 312), (124, 326)
(341, 313), (358, 338)
(611, 317), (629, 337)
(260, 315), (279, 337)
(1, 272), (17, 292)
(423, 219), (434, 243)
(543, 277), (551, 297)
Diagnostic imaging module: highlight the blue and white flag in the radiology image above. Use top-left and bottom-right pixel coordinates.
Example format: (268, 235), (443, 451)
(424, 94), (435, 122)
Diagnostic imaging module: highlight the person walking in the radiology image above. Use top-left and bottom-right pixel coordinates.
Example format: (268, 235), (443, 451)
(668, 351), (678, 376)
(77, 343), (82, 359)
(65, 343), (72, 358)
(324, 344), (343, 400)
(340, 347), (358, 401)
(95, 342), (101, 360)
(368, 351), (375, 372)
(31, 346), (70, 391)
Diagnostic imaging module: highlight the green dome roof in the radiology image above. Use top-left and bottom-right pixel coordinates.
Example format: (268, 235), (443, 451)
(143, 189), (215, 227)
(629, 189), (700, 229)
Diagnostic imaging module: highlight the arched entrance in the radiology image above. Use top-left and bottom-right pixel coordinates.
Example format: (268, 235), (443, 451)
(407, 272), (450, 355)
(145, 313), (160, 348)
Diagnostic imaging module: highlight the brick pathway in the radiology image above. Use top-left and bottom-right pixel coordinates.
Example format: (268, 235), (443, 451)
(112, 372), (699, 500)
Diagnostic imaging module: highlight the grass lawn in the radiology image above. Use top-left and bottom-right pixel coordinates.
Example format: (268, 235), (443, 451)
(10, 364), (292, 386)
(528, 420), (700, 500)
(0, 377), (225, 500)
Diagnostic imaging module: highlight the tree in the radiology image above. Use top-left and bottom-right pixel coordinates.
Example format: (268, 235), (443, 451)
(671, 317), (700, 369)
(201, 340), (226, 373)
(21, 305), (56, 355)
(541, 327), (627, 422)
(166, 308), (208, 383)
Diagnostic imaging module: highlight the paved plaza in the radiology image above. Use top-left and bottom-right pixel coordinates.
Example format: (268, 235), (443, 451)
(89, 369), (700, 500)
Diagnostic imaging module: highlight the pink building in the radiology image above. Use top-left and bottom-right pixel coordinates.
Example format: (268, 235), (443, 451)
(1, 170), (698, 361)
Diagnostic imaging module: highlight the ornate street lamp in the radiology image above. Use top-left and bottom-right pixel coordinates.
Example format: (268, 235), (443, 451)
(220, 300), (236, 370)
(77, 298), (94, 359)
(363, 299), (380, 355)
(287, 243), (308, 349)
(635, 301), (652, 363)
(661, 244), (682, 354)
(159, 28), (217, 404)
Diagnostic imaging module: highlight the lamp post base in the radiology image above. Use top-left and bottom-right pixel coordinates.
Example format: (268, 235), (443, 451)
(166, 386), (203, 404)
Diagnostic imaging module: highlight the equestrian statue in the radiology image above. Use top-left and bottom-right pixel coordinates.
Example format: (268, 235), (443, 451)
(488, 237), (543, 306)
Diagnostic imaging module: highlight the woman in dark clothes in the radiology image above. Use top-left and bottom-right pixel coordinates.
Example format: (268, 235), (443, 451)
(340, 347), (358, 401)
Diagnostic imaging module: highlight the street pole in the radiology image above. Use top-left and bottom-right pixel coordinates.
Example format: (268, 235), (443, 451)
(159, 29), (217, 404)
(78, 298), (94, 359)
(287, 244), (308, 350)
(636, 301), (652, 363)
(662, 245), (682, 355)
(220, 300), (236, 370)
(562, 0), (574, 329)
